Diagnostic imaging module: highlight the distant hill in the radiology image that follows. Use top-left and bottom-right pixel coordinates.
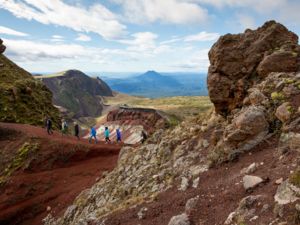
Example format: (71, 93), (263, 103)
(0, 39), (60, 127)
(103, 71), (207, 98)
(36, 70), (113, 118)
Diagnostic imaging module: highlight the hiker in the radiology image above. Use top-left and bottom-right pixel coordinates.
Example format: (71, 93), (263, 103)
(89, 126), (97, 143)
(141, 130), (147, 144)
(104, 127), (111, 143)
(74, 122), (79, 140)
(116, 128), (122, 143)
(46, 117), (53, 135)
(61, 119), (68, 136)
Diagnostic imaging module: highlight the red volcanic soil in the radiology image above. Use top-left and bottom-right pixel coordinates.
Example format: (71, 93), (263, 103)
(104, 136), (297, 225)
(0, 123), (121, 225)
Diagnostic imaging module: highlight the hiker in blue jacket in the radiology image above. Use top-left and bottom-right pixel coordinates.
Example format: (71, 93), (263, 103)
(116, 128), (122, 143)
(104, 127), (111, 143)
(89, 126), (97, 144)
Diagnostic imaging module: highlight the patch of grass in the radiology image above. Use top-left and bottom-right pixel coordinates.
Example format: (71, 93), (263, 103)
(0, 142), (39, 185)
(104, 93), (212, 121)
(0, 54), (60, 127)
(290, 170), (300, 187)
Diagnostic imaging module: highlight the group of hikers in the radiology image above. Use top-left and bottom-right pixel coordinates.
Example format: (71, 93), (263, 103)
(88, 126), (122, 144)
(45, 117), (147, 144)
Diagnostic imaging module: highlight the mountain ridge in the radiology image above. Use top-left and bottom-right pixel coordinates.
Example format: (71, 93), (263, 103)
(37, 70), (113, 118)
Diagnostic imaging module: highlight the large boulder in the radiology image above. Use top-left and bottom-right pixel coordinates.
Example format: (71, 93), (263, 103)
(0, 39), (6, 54)
(207, 20), (299, 116)
(224, 106), (269, 151)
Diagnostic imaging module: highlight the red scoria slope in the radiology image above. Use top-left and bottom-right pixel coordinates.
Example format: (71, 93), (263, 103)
(0, 122), (121, 225)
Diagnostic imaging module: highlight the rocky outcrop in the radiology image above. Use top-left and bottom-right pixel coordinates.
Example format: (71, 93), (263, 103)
(0, 39), (6, 54)
(208, 20), (299, 116)
(207, 21), (300, 166)
(44, 21), (300, 225)
(107, 107), (167, 132)
(36, 70), (113, 118)
(91, 107), (168, 144)
(0, 40), (60, 126)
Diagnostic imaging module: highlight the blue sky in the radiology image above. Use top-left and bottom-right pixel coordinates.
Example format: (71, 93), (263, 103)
(0, 0), (300, 74)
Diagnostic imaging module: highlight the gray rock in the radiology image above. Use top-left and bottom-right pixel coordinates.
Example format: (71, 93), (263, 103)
(274, 180), (300, 205)
(179, 177), (189, 191)
(168, 213), (190, 225)
(242, 175), (263, 190)
(240, 163), (257, 174)
(185, 195), (199, 215)
(137, 207), (148, 220)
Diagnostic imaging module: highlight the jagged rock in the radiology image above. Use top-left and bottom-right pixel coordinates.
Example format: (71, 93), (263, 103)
(0, 39), (5, 54)
(207, 20), (299, 116)
(257, 51), (298, 77)
(224, 106), (269, 151)
(241, 163), (257, 174)
(275, 178), (284, 185)
(275, 102), (292, 122)
(137, 207), (148, 220)
(168, 213), (190, 225)
(248, 88), (267, 105)
(274, 180), (300, 204)
(185, 195), (199, 215)
(179, 177), (189, 191)
(224, 195), (262, 224)
(243, 175), (263, 190)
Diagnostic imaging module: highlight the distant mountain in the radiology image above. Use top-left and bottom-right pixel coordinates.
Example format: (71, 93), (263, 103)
(103, 71), (208, 98)
(36, 70), (113, 118)
(0, 39), (60, 127)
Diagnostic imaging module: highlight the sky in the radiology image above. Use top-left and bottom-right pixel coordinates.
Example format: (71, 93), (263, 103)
(0, 0), (300, 74)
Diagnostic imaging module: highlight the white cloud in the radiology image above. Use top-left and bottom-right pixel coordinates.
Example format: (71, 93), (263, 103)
(2, 36), (171, 71)
(111, 0), (208, 24)
(118, 32), (171, 56)
(51, 35), (64, 42)
(160, 31), (219, 45)
(173, 48), (209, 71)
(0, 0), (126, 40)
(191, 0), (286, 13)
(0, 25), (28, 37)
(184, 31), (220, 42)
(76, 34), (91, 42)
(236, 14), (256, 30)
(52, 35), (64, 39)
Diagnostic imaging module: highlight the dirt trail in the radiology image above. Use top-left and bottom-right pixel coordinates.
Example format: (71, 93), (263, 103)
(0, 123), (122, 225)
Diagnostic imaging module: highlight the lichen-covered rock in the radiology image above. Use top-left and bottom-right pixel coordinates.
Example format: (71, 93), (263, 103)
(224, 195), (262, 225)
(168, 213), (190, 225)
(275, 102), (292, 122)
(208, 20), (299, 116)
(223, 106), (269, 152)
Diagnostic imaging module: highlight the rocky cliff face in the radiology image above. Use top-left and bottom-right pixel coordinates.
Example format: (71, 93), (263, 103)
(208, 20), (299, 116)
(37, 70), (113, 118)
(92, 107), (168, 144)
(0, 39), (60, 127)
(44, 21), (300, 225)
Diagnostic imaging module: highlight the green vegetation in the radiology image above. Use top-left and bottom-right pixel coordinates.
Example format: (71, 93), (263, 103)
(0, 142), (39, 185)
(290, 169), (300, 187)
(271, 91), (285, 102)
(284, 78), (295, 84)
(104, 93), (212, 121)
(0, 54), (60, 127)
